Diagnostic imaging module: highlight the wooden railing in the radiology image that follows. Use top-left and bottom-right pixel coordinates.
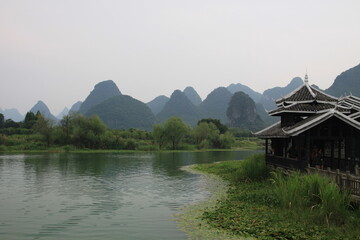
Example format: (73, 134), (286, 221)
(307, 166), (360, 196)
(266, 154), (360, 197)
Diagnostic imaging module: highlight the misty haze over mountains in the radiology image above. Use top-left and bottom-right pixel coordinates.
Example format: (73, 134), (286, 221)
(1, 63), (360, 130)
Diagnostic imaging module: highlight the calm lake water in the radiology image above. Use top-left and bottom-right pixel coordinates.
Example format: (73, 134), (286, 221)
(0, 151), (258, 240)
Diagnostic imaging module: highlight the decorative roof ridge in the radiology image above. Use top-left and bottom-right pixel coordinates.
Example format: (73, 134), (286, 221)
(338, 96), (360, 111)
(282, 102), (297, 109)
(280, 99), (339, 105)
(280, 101), (340, 110)
(333, 101), (353, 110)
(349, 112), (360, 119)
(278, 99), (313, 105)
(310, 85), (338, 100)
(333, 111), (360, 129)
(269, 108), (350, 116)
(305, 80), (317, 98)
(350, 95), (360, 101)
(341, 94), (360, 102)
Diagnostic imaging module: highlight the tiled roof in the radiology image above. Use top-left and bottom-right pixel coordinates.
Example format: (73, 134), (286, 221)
(256, 77), (360, 138)
(268, 102), (350, 116)
(338, 95), (360, 112)
(275, 84), (337, 105)
(254, 121), (287, 138)
(349, 112), (360, 120)
(255, 110), (360, 138)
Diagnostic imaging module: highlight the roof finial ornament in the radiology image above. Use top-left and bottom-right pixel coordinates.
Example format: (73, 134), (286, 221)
(304, 70), (309, 84)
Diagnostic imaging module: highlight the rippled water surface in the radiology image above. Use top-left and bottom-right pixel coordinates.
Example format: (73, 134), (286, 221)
(0, 151), (257, 240)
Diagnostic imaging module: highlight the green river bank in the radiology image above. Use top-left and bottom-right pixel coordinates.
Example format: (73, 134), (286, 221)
(179, 154), (360, 240)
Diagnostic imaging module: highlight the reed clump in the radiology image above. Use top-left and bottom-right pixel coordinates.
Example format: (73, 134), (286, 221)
(272, 171), (351, 225)
(232, 153), (269, 182)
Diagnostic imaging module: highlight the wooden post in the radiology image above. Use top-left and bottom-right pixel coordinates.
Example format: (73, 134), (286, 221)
(356, 164), (359, 176)
(265, 139), (268, 155)
(346, 171), (351, 190)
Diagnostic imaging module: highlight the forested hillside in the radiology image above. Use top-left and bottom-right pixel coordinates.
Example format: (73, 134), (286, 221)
(326, 63), (360, 97)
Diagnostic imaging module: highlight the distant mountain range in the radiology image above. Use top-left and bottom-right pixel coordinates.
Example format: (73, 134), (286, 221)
(183, 86), (202, 106)
(260, 77), (303, 110)
(56, 107), (69, 119)
(78, 80), (155, 130)
(156, 90), (200, 126)
(30, 100), (58, 121)
(147, 95), (169, 115)
(227, 83), (263, 103)
(69, 101), (82, 113)
(78, 80), (121, 114)
(0, 108), (24, 122)
(2, 63), (360, 130)
(85, 94), (155, 130)
(199, 87), (233, 124)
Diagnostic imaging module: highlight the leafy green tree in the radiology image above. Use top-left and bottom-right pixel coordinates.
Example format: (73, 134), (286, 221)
(163, 117), (190, 150)
(51, 126), (66, 146)
(23, 112), (38, 129)
(33, 114), (54, 147)
(89, 115), (107, 139)
(197, 118), (228, 134)
(0, 113), (4, 129)
(193, 122), (219, 145)
(35, 111), (42, 118)
(70, 114), (92, 148)
(60, 115), (72, 144)
(193, 121), (235, 149)
(218, 132), (235, 149)
(153, 124), (167, 149)
(100, 130), (125, 149)
(70, 114), (107, 148)
(4, 119), (20, 128)
(0, 134), (6, 145)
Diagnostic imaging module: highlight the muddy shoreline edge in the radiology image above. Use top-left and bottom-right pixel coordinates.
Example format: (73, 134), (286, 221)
(176, 165), (249, 240)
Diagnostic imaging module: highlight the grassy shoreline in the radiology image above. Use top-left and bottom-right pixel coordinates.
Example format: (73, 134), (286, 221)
(189, 154), (360, 240)
(177, 166), (248, 240)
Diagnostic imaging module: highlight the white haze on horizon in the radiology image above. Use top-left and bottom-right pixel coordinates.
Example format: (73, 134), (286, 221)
(1, 0), (359, 115)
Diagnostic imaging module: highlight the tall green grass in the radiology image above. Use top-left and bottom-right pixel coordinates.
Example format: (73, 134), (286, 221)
(232, 153), (269, 182)
(272, 172), (351, 225)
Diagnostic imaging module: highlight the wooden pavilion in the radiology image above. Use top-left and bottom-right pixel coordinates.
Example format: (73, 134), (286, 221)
(255, 75), (360, 173)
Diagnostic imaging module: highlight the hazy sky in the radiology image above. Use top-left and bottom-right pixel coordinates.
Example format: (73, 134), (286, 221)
(1, 0), (360, 115)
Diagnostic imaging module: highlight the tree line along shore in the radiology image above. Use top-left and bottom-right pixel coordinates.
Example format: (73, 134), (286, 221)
(0, 111), (262, 152)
